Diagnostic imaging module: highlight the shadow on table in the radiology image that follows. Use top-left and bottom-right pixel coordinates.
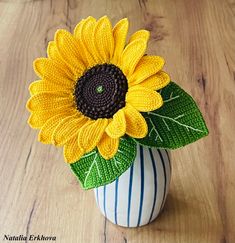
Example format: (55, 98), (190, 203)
(111, 192), (221, 243)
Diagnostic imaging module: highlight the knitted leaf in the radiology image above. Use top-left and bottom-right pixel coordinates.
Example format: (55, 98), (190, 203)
(135, 82), (209, 148)
(70, 136), (136, 189)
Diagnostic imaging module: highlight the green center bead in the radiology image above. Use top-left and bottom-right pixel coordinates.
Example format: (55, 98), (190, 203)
(96, 85), (104, 94)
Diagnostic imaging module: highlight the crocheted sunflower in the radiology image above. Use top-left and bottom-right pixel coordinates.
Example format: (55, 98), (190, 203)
(27, 16), (169, 163)
(27, 16), (208, 189)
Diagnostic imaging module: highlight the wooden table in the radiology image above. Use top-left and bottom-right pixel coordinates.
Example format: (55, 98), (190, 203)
(0, 0), (234, 242)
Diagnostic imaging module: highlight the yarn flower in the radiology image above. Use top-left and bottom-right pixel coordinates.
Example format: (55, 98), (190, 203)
(27, 16), (170, 163)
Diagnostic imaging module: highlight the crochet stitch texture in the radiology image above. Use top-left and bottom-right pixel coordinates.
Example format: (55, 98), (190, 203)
(26, 16), (170, 163)
(26, 16), (208, 189)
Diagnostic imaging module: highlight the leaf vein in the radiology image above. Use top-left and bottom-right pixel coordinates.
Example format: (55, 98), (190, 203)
(84, 154), (100, 187)
(148, 112), (204, 133)
(164, 94), (180, 103)
(146, 117), (163, 142)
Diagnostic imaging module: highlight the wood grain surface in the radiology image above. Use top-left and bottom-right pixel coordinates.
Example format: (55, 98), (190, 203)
(0, 0), (235, 242)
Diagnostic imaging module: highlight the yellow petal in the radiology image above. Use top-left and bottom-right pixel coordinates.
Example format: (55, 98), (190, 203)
(139, 71), (170, 90)
(33, 58), (74, 87)
(129, 30), (150, 43)
(47, 41), (61, 60)
(47, 41), (75, 76)
(78, 118), (108, 153)
(129, 55), (165, 85)
(38, 111), (75, 144)
(55, 29), (86, 75)
(29, 105), (75, 125)
(98, 133), (119, 159)
(105, 109), (126, 138)
(94, 16), (114, 62)
(29, 80), (73, 96)
(124, 104), (148, 138)
(28, 113), (50, 129)
(74, 18), (85, 36)
(111, 18), (129, 65)
(52, 114), (88, 146)
(28, 108), (74, 129)
(64, 136), (84, 163)
(120, 39), (146, 77)
(26, 92), (73, 112)
(74, 16), (99, 67)
(126, 86), (163, 112)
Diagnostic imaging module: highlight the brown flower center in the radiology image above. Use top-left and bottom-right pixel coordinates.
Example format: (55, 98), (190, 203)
(74, 64), (128, 120)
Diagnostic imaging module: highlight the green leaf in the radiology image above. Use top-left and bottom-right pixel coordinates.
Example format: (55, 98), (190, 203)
(135, 81), (209, 148)
(70, 136), (137, 190)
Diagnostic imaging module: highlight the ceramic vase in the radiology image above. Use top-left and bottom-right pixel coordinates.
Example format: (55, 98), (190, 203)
(94, 145), (171, 227)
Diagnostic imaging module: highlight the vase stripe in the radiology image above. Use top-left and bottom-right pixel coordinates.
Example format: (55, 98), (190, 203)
(158, 150), (167, 212)
(148, 148), (158, 223)
(96, 188), (99, 207)
(103, 185), (107, 217)
(165, 150), (171, 173)
(114, 178), (119, 224)
(94, 147), (171, 227)
(148, 149), (163, 221)
(127, 164), (134, 227)
(163, 150), (171, 188)
(137, 146), (145, 227)
(162, 150), (171, 208)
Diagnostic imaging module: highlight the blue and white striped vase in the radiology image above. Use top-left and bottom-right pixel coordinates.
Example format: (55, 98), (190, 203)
(94, 145), (171, 227)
